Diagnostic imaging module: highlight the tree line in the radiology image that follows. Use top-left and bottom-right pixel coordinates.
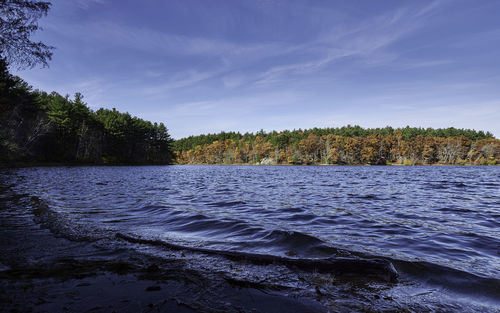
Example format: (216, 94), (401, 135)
(173, 128), (499, 166)
(0, 58), (174, 165)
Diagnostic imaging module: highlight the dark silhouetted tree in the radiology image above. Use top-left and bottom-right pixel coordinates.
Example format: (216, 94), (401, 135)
(0, 0), (54, 69)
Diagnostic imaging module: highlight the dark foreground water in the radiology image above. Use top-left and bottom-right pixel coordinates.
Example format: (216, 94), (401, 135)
(1, 165), (499, 312)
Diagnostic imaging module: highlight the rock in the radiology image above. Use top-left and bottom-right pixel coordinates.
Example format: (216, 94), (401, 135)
(146, 285), (161, 291)
(259, 157), (275, 165)
(0, 262), (10, 272)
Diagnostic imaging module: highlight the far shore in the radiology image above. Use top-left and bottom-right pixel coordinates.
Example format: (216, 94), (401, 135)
(172, 162), (499, 166)
(1, 162), (499, 169)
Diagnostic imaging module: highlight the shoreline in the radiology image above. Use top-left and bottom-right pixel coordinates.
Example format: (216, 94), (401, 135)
(0, 259), (326, 313)
(0, 162), (172, 169)
(172, 162), (499, 166)
(2, 162), (498, 169)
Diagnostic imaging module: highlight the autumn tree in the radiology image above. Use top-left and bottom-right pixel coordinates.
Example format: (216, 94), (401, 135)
(172, 127), (497, 166)
(299, 133), (320, 164)
(253, 136), (273, 163)
(360, 135), (382, 164)
(437, 137), (469, 164)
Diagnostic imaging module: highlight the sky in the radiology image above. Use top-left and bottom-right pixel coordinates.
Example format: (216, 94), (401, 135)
(13, 0), (500, 139)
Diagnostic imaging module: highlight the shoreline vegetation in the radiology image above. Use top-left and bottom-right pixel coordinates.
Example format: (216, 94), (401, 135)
(173, 127), (500, 166)
(1, 61), (499, 168)
(0, 59), (174, 167)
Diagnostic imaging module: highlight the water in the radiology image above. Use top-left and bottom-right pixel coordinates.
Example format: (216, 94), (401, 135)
(1, 165), (500, 312)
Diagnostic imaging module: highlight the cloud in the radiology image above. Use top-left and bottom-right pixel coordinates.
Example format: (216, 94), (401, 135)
(67, 21), (285, 60)
(75, 0), (106, 9)
(221, 72), (248, 88)
(141, 69), (220, 96)
(45, 1), (448, 94)
(415, 0), (446, 17)
(246, 3), (447, 87)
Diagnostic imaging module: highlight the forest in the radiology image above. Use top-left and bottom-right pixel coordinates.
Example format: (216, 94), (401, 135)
(0, 58), (174, 166)
(173, 127), (500, 166)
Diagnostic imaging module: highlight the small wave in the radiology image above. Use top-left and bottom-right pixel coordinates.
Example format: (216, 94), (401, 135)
(30, 196), (110, 242)
(206, 200), (246, 207)
(0, 192), (31, 201)
(285, 213), (318, 222)
(438, 206), (475, 213)
(262, 229), (325, 248)
(154, 211), (271, 245)
(137, 204), (170, 214)
(159, 214), (343, 258)
(348, 193), (385, 200)
(264, 229), (343, 257)
(428, 183), (448, 190)
(319, 183), (340, 187)
(115, 232), (399, 283)
(281, 207), (304, 214)
(393, 259), (500, 301)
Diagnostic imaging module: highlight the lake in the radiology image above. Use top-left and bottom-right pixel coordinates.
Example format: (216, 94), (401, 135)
(1, 165), (499, 312)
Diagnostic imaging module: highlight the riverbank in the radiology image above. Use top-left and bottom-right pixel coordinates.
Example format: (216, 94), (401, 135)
(0, 259), (327, 313)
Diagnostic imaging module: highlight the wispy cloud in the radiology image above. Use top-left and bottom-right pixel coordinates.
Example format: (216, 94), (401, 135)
(251, 4), (446, 86)
(45, 1), (448, 94)
(141, 69), (220, 96)
(221, 72), (248, 88)
(75, 0), (106, 10)
(415, 0), (446, 17)
(65, 21), (285, 60)
(391, 59), (454, 70)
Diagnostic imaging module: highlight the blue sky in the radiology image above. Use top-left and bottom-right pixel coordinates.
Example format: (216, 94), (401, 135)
(14, 0), (500, 139)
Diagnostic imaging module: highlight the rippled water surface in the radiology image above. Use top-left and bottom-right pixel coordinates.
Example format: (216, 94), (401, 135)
(2, 165), (500, 311)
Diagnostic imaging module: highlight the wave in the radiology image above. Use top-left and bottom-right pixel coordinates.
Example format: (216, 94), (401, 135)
(393, 259), (500, 301)
(29, 196), (111, 242)
(115, 232), (399, 283)
(207, 200), (246, 207)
